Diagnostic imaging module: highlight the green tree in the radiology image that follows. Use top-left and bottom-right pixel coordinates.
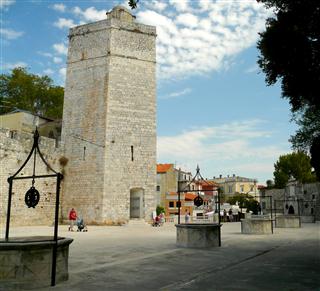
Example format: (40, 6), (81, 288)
(266, 179), (274, 188)
(0, 67), (64, 119)
(257, 0), (319, 111)
(273, 152), (317, 188)
(290, 106), (320, 150)
(257, 0), (320, 177)
(310, 135), (320, 179)
(128, 0), (139, 9)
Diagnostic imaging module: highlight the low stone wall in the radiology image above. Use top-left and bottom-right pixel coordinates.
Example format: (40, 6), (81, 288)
(241, 218), (273, 234)
(300, 215), (315, 223)
(176, 223), (221, 248)
(0, 236), (73, 289)
(275, 215), (301, 228)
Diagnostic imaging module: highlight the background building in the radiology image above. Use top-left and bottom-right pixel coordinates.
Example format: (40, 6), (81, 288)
(211, 174), (258, 198)
(0, 109), (61, 141)
(156, 164), (193, 207)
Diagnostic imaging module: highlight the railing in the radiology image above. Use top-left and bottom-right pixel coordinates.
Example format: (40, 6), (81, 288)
(165, 214), (219, 224)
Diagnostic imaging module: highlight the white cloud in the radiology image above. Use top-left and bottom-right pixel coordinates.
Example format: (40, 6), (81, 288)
(59, 67), (66, 79)
(53, 56), (63, 64)
(136, 1), (272, 80)
(38, 51), (53, 58)
(0, 0), (15, 10)
(157, 119), (284, 181)
(53, 43), (68, 55)
(145, 0), (168, 12)
(245, 64), (259, 74)
(169, 0), (190, 12)
(52, 3), (66, 13)
(2, 62), (27, 70)
(160, 88), (192, 99)
(73, 6), (106, 22)
(0, 28), (23, 40)
(54, 18), (76, 29)
(43, 68), (54, 75)
(176, 13), (198, 28)
(64, 1), (271, 80)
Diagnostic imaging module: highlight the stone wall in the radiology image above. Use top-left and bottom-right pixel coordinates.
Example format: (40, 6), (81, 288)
(0, 128), (63, 227)
(263, 182), (320, 220)
(61, 6), (157, 224)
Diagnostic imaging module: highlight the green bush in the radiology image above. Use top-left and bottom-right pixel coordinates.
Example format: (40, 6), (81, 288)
(156, 205), (165, 216)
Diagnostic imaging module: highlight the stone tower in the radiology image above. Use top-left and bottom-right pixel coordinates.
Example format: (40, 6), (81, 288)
(61, 6), (157, 224)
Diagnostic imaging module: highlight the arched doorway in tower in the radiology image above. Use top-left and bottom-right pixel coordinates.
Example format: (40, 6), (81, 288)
(130, 188), (145, 219)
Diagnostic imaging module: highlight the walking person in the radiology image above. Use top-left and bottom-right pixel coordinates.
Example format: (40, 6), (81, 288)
(68, 208), (77, 231)
(185, 209), (190, 223)
(223, 209), (227, 222)
(228, 208), (233, 222)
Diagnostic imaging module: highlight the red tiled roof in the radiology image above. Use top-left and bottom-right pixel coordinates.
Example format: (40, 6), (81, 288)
(157, 164), (173, 173)
(196, 180), (219, 187)
(185, 193), (197, 200)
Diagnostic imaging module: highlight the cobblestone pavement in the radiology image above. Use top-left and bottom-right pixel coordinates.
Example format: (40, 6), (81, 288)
(1, 221), (319, 290)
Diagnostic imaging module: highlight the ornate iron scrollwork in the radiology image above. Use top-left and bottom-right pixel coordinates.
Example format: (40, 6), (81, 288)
(25, 186), (40, 208)
(194, 195), (203, 207)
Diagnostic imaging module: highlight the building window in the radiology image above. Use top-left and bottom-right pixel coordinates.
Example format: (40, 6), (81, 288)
(250, 185), (254, 192)
(10, 130), (17, 139)
(169, 201), (174, 208)
(130, 146), (134, 161)
(228, 185), (233, 193)
(156, 185), (160, 191)
(240, 185), (244, 192)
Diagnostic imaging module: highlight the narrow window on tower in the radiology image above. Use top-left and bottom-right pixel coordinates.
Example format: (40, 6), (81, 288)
(83, 146), (86, 160)
(131, 145), (134, 161)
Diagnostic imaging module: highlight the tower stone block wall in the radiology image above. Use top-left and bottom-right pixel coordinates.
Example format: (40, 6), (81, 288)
(61, 6), (157, 224)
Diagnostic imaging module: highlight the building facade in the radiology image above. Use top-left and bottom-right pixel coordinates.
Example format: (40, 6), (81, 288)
(156, 164), (177, 207)
(156, 164), (193, 207)
(0, 109), (61, 141)
(61, 6), (157, 224)
(211, 174), (258, 198)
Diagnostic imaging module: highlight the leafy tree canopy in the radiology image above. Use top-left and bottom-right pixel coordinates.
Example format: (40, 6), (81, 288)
(257, 0), (320, 112)
(290, 106), (320, 150)
(258, 0), (320, 180)
(310, 135), (320, 180)
(128, 0), (139, 9)
(273, 152), (317, 188)
(266, 179), (274, 188)
(0, 67), (64, 119)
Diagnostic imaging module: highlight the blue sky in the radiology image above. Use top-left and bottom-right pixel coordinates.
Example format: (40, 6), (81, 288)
(1, 0), (297, 184)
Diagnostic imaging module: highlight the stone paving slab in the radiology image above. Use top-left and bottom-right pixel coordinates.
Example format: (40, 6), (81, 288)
(0, 222), (319, 290)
